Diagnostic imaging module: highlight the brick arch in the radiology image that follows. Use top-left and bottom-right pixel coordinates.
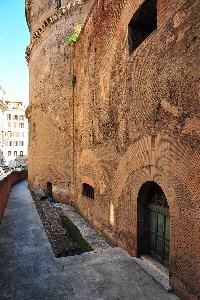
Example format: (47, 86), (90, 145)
(115, 164), (177, 256)
(114, 138), (200, 294)
(113, 134), (199, 208)
(136, 180), (170, 260)
(78, 149), (107, 194)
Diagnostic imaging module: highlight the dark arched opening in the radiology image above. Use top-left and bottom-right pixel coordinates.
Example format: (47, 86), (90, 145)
(82, 183), (94, 200)
(128, 0), (157, 53)
(137, 182), (170, 269)
(47, 182), (52, 198)
(57, 0), (62, 9)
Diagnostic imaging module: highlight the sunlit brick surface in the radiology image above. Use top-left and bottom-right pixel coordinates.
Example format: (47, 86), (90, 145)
(25, 1), (200, 299)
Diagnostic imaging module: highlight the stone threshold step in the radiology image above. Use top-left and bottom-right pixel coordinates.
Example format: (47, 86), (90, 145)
(132, 255), (173, 293)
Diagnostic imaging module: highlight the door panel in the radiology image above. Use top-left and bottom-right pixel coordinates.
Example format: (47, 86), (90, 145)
(157, 236), (163, 262)
(149, 231), (156, 256)
(147, 184), (170, 269)
(157, 213), (164, 235)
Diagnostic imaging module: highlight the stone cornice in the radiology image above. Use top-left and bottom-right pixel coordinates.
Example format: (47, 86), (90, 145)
(25, 0), (87, 64)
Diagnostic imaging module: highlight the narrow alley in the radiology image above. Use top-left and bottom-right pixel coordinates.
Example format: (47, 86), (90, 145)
(0, 180), (180, 300)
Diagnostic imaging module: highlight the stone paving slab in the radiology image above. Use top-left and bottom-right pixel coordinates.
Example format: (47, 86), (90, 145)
(0, 180), (180, 300)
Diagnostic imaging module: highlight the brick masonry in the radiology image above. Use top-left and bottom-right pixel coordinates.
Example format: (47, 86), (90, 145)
(25, 1), (200, 299)
(0, 170), (28, 221)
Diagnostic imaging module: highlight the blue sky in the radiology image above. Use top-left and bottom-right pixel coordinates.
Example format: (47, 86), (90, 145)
(0, 0), (30, 106)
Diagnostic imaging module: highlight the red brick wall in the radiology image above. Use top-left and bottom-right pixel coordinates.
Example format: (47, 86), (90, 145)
(72, 1), (200, 299)
(26, 0), (85, 33)
(157, 0), (177, 26)
(0, 171), (28, 221)
(26, 0), (96, 198)
(26, 0), (200, 299)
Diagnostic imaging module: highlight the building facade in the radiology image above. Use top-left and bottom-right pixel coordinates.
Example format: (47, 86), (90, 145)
(0, 87), (8, 164)
(25, 1), (200, 299)
(3, 100), (28, 167)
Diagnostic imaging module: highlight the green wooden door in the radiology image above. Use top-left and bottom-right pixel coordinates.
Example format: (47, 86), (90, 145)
(148, 184), (170, 269)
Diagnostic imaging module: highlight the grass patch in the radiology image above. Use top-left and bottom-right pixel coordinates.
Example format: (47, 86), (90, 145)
(60, 215), (93, 253)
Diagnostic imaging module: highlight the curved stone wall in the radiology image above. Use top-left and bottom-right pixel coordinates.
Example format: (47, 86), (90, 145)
(26, 0), (200, 298)
(25, 0), (90, 63)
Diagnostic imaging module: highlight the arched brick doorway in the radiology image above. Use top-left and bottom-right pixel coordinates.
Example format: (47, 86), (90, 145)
(137, 182), (170, 269)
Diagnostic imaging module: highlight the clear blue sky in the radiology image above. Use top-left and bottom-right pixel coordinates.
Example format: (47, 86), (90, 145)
(0, 0), (30, 106)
